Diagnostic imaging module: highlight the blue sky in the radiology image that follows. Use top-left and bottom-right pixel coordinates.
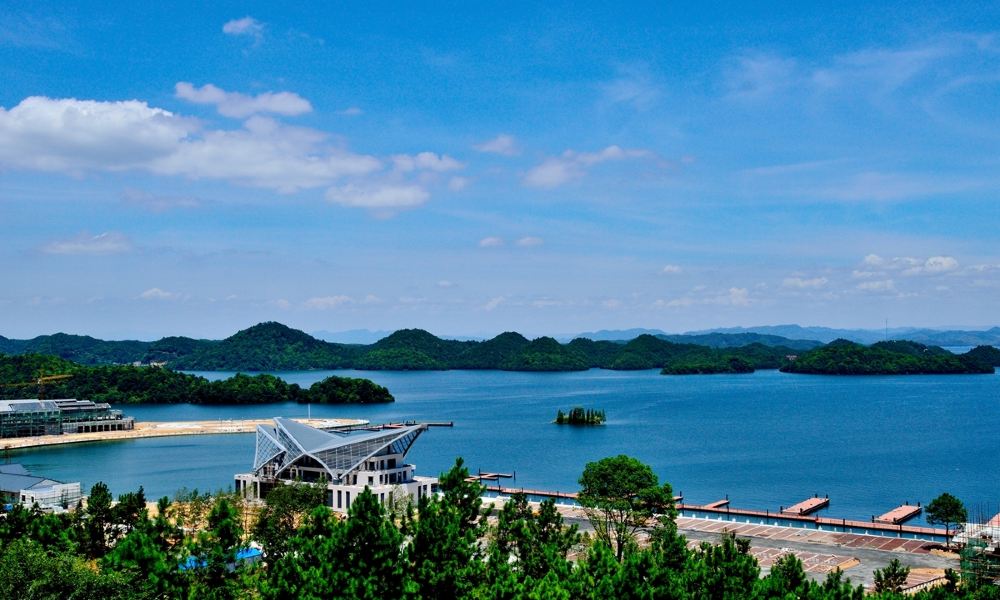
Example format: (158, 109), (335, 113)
(1, 1), (999, 339)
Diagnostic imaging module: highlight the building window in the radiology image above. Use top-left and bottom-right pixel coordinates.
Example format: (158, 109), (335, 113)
(337, 490), (342, 509)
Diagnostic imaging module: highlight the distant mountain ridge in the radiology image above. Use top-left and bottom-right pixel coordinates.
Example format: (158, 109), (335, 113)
(567, 329), (822, 350)
(1, 322), (802, 373)
(691, 324), (1000, 346)
(1, 322), (996, 373)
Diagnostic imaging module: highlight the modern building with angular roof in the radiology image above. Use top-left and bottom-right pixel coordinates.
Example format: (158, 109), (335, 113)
(235, 417), (437, 513)
(0, 463), (82, 510)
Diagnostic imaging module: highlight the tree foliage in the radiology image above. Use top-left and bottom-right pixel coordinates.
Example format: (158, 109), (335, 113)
(0, 462), (996, 599)
(873, 558), (910, 593)
(0, 354), (393, 405)
(782, 339), (992, 375)
(578, 454), (677, 561)
(926, 492), (968, 548)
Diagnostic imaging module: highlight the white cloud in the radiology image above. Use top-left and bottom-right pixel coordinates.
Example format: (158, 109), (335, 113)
(601, 64), (662, 110)
(121, 187), (199, 211)
(515, 236), (543, 247)
(222, 16), (264, 41)
(270, 298), (291, 310)
(782, 276), (828, 289)
(303, 295), (353, 309)
(338, 107), (363, 116)
(42, 232), (132, 255)
(857, 279), (896, 292)
(862, 254), (885, 267)
(325, 183), (429, 209)
(725, 287), (751, 306)
(474, 134), (518, 156)
(0, 97), (381, 193)
(725, 53), (797, 100)
(175, 82), (312, 118)
(436, 280), (456, 288)
(815, 171), (981, 202)
(523, 145), (651, 188)
(902, 256), (959, 276)
(482, 296), (505, 311)
(0, 97), (193, 172)
(852, 270), (878, 279)
(139, 287), (180, 301)
(391, 152), (463, 173)
(522, 159), (578, 188)
(447, 176), (469, 191)
(860, 254), (958, 276)
(653, 297), (695, 309)
(602, 299), (622, 309)
(479, 236), (504, 247)
(660, 264), (682, 274)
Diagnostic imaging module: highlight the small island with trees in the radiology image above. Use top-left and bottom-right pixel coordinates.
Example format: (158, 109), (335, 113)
(555, 407), (606, 425)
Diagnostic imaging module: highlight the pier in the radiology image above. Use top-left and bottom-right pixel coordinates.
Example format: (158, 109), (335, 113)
(341, 420), (453, 432)
(485, 485), (579, 500)
(874, 504), (922, 525)
(781, 495), (829, 516)
(703, 498), (730, 509)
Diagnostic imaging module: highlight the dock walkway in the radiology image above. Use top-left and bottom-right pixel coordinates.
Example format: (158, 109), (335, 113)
(875, 504), (922, 525)
(782, 496), (830, 516)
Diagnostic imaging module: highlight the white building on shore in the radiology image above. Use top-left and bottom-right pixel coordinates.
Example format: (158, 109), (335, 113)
(0, 463), (82, 511)
(235, 417), (437, 513)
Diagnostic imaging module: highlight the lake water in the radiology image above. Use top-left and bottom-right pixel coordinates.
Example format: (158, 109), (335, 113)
(10, 369), (999, 525)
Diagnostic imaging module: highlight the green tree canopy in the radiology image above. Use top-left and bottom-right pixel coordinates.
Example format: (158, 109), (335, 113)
(578, 454), (676, 561)
(926, 492), (968, 548)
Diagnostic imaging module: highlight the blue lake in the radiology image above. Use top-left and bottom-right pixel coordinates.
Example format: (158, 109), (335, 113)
(9, 369), (999, 525)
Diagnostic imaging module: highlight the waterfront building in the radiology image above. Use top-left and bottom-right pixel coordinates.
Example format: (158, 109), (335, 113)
(235, 417), (437, 513)
(0, 398), (135, 439)
(0, 463), (82, 510)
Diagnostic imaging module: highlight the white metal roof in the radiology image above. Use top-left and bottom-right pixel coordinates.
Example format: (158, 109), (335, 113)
(253, 417), (427, 482)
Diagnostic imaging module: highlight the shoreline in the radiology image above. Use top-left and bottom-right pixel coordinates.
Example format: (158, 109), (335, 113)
(1, 417), (368, 450)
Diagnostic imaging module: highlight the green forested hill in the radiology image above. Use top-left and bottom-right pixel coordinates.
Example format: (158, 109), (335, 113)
(965, 345), (1000, 366)
(0, 333), (151, 365)
(498, 336), (590, 371)
(170, 322), (362, 371)
(0, 353), (393, 405)
(781, 339), (993, 374)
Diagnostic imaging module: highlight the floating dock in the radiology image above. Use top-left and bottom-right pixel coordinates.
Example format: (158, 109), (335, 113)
(485, 486), (578, 500)
(781, 495), (830, 516)
(874, 504), (922, 525)
(467, 471), (515, 483)
(703, 499), (730, 509)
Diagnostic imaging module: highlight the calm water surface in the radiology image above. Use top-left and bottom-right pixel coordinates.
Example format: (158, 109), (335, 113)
(11, 369), (998, 525)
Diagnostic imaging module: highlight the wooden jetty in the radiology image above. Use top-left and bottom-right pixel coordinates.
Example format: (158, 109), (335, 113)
(485, 486), (578, 500)
(467, 471), (515, 483)
(703, 499), (730, 509)
(677, 503), (947, 539)
(343, 420), (454, 432)
(874, 504), (922, 525)
(781, 495), (830, 516)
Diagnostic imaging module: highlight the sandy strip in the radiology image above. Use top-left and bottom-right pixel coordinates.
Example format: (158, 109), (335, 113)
(1, 417), (368, 450)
